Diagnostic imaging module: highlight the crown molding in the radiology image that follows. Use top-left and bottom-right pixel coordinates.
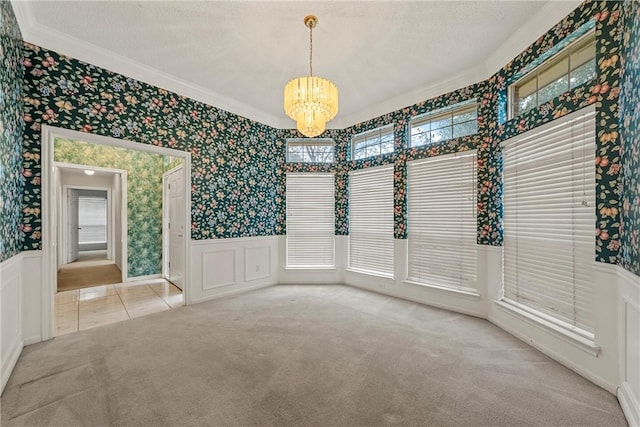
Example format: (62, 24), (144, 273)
(330, 63), (488, 129)
(10, 1), (290, 129)
(484, 0), (584, 76)
(11, 0), (583, 132)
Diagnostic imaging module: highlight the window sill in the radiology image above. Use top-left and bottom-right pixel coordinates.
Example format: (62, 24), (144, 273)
(494, 299), (601, 357)
(403, 280), (481, 299)
(284, 266), (337, 272)
(345, 268), (394, 280)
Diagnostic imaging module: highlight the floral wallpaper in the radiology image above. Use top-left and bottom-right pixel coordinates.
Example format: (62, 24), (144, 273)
(620, 0), (640, 277)
(14, 0), (635, 272)
(0, 0), (24, 262)
(55, 137), (165, 277)
(333, 0), (624, 266)
(21, 42), (280, 253)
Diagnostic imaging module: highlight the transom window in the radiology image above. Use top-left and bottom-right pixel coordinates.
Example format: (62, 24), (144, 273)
(410, 100), (477, 148)
(509, 31), (595, 118)
(352, 125), (394, 160)
(286, 138), (334, 163)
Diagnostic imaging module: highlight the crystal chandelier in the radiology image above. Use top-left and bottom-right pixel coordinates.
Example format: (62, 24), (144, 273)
(284, 15), (339, 138)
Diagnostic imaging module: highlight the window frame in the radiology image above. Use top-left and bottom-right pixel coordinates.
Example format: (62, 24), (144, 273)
(286, 138), (335, 163)
(351, 125), (395, 160)
(347, 164), (395, 278)
(409, 100), (478, 148)
(508, 30), (596, 119)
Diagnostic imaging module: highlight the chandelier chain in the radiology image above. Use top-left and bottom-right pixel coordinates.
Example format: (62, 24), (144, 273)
(309, 24), (313, 76)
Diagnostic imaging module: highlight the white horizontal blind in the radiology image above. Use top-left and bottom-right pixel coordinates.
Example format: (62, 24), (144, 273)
(78, 196), (107, 244)
(502, 107), (596, 335)
(407, 151), (477, 290)
(286, 173), (335, 268)
(349, 165), (395, 276)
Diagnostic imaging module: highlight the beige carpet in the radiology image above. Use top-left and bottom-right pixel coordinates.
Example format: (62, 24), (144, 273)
(57, 262), (122, 292)
(1, 285), (627, 426)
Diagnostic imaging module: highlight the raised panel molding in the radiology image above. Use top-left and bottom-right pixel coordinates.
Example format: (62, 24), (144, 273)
(245, 246), (271, 282)
(618, 267), (640, 427)
(202, 250), (236, 290)
(1, 252), (24, 393)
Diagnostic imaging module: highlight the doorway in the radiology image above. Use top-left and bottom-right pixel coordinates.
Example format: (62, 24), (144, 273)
(42, 126), (192, 341)
(163, 165), (185, 290)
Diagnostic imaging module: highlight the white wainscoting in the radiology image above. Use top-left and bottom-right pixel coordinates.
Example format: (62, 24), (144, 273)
(343, 240), (488, 318)
(189, 236), (278, 304)
(278, 235), (346, 284)
(618, 267), (640, 427)
(21, 251), (44, 345)
(1, 253), (23, 393)
(488, 260), (620, 394)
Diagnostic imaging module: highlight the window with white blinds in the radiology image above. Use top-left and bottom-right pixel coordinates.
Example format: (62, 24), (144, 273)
(78, 196), (108, 244)
(502, 107), (596, 336)
(348, 165), (395, 276)
(407, 151), (478, 291)
(286, 173), (335, 268)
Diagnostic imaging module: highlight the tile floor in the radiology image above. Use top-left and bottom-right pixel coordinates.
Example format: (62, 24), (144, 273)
(54, 278), (183, 336)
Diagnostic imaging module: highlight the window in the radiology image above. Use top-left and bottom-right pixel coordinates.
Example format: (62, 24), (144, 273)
(352, 125), (394, 160)
(407, 151), (478, 291)
(348, 165), (395, 276)
(286, 139), (334, 163)
(286, 173), (335, 268)
(410, 100), (478, 148)
(78, 196), (107, 244)
(502, 107), (596, 337)
(510, 31), (595, 118)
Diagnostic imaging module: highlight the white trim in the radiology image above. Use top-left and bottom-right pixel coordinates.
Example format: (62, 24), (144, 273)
(345, 267), (394, 280)
(188, 281), (273, 306)
(403, 280), (481, 299)
(284, 267), (337, 272)
(494, 299), (601, 356)
(191, 235), (279, 246)
(126, 274), (163, 282)
(618, 381), (640, 427)
(12, 1), (285, 129)
(41, 125), (193, 337)
(489, 309), (616, 394)
(1, 252), (24, 393)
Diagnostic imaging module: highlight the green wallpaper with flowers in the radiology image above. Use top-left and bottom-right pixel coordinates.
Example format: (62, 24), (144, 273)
(0, 0), (24, 262)
(620, 0), (640, 277)
(21, 41), (280, 253)
(54, 137), (165, 277)
(328, 0), (624, 266)
(13, 0), (636, 273)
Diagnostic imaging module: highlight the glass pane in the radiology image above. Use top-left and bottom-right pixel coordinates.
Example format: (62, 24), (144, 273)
(354, 147), (366, 160)
(518, 93), (537, 115)
(538, 56), (568, 88)
(538, 75), (569, 105)
(431, 126), (452, 143)
(570, 60), (596, 89)
(366, 144), (380, 157)
(516, 75), (537, 99)
(380, 140), (394, 154)
(571, 34), (595, 69)
(453, 110), (477, 124)
(430, 115), (453, 130)
(411, 125), (430, 147)
(453, 121), (477, 138)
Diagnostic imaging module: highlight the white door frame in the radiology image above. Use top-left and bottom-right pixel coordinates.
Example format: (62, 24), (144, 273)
(54, 162), (128, 276)
(162, 164), (184, 282)
(41, 125), (192, 341)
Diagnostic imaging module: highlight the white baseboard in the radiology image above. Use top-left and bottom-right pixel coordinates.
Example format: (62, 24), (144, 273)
(619, 381), (640, 427)
(1, 338), (23, 393)
(189, 281), (274, 305)
(126, 273), (162, 282)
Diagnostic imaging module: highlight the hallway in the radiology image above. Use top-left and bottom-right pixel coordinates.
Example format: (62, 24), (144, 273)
(56, 250), (122, 292)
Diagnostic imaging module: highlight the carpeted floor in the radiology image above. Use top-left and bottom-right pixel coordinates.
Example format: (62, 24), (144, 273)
(57, 262), (122, 292)
(1, 285), (627, 426)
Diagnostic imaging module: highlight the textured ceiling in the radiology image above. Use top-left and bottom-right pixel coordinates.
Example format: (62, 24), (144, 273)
(18, 1), (582, 128)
